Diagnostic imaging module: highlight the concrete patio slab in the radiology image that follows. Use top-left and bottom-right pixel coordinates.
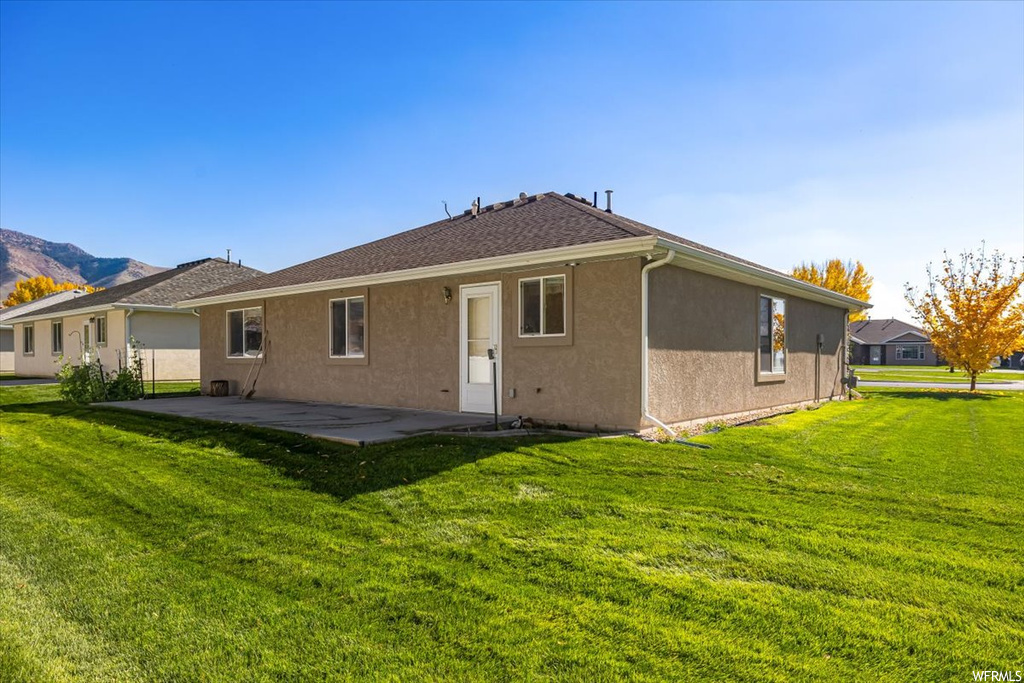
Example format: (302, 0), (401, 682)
(103, 396), (504, 446)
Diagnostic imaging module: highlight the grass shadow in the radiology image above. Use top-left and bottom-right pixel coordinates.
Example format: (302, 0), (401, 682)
(864, 389), (999, 401)
(1, 401), (566, 503)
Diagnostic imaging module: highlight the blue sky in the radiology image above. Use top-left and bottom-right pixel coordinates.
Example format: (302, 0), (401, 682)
(2, 1), (1021, 317)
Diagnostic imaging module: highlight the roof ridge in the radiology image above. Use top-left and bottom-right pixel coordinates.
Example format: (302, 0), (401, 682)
(546, 192), (653, 239)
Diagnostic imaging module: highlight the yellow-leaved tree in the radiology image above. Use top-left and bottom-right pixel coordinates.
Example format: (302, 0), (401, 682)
(2, 276), (100, 308)
(905, 246), (1024, 391)
(791, 259), (873, 320)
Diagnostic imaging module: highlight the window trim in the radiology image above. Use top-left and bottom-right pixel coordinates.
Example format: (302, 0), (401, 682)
(225, 306), (264, 359)
(895, 344), (925, 361)
(328, 295), (366, 359)
(757, 293), (787, 379)
(518, 274), (567, 339)
(95, 315), (107, 347)
(51, 321), (63, 355)
(22, 324), (35, 356)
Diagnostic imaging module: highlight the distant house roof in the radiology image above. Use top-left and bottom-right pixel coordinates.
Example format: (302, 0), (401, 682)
(849, 318), (929, 345)
(180, 191), (871, 311)
(6, 258), (264, 323)
(0, 289), (91, 328)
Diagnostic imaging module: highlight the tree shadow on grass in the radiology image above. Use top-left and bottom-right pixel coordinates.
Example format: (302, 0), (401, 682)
(866, 390), (1000, 401)
(1, 401), (566, 503)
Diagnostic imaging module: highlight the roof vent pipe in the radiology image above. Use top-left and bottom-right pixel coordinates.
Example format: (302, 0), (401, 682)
(594, 191), (598, 208)
(605, 189), (613, 213)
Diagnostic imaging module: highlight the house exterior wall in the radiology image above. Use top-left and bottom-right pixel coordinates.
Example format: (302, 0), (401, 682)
(647, 265), (847, 425)
(13, 311), (129, 377)
(0, 328), (13, 374)
(13, 320), (61, 377)
(199, 257), (643, 430)
(12, 309), (199, 380)
(130, 311), (200, 381)
(883, 342), (939, 366)
(849, 341), (870, 366)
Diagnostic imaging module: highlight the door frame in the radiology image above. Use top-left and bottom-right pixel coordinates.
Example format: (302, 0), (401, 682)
(82, 319), (93, 362)
(459, 281), (502, 414)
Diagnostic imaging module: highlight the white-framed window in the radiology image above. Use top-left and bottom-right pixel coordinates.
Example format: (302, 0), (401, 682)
(96, 316), (107, 346)
(758, 295), (786, 374)
(329, 296), (365, 358)
(227, 307), (263, 357)
(519, 275), (565, 337)
(51, 321), (63, 354)
(895, 345), (924, 361)
(23, 325), (34, 355)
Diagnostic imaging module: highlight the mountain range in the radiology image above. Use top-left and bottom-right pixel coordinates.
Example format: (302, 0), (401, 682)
(0, 229), (165, 301)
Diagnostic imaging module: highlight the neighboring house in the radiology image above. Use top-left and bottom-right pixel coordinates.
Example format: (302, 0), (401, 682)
(849, 318), (941, 366)
(178, 191), (869, 432)
(0, 289), (91, 374)
(998, 351), (1023, 370)
(8, 258), (263, 380)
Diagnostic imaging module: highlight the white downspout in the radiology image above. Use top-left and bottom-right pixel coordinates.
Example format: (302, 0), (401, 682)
(124, 308), (134, 352)
(642, 250), (676, 436)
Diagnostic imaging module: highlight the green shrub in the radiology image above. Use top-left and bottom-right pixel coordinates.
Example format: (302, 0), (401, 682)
(105, 361), (145, 401)
(56, 353), (144, 404)
(56, 358), (106, 404)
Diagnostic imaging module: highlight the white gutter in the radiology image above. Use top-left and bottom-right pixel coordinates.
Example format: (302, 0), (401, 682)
(176, 237), (659, 308)
(641, 250), (677, 436)
(6, 303), (117, 324)
(7, 303), (194, 325)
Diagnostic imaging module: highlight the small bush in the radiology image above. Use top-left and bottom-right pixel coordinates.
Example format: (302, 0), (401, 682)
(56, 358), (107, 404)
(105, 361), (145, 401)
(57, 353), (144, 404)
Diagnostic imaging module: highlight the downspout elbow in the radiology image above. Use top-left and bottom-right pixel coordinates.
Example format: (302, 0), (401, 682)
(641, 250), (676, 436)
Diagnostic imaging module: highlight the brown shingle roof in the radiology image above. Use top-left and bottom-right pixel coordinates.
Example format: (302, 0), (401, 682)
(198, 191), (798, 302)
(6, 258), (264, 320)
(849, 318), (929, 344)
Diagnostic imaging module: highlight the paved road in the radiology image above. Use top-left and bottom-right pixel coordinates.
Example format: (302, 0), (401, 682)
(859, 380), (1024, 391)
(0, 377), (58, 386)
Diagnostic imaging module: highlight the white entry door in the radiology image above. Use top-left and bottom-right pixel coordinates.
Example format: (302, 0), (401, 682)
(460, 283), (501, 414)
(82, 320), (93, 362)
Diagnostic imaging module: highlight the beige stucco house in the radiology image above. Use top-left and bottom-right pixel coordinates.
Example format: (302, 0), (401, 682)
(1, 290), (91, 374)
(178, 192), (869, 432)
(8, 258), (262, 380)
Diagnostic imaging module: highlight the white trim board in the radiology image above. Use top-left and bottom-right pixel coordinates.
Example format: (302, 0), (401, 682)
(7, 303), (196, 325)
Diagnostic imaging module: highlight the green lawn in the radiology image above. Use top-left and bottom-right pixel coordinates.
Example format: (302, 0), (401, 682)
(1, 387), (1022, 681)
(0, 381), (199, 406)
(853, 365), (1023, 384)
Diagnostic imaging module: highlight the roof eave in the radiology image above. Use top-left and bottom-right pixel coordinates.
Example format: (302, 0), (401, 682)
(175, 236), (660, 308)
(175, 232), (872, 312)
(5, 303), (117, 324)
(880, 331), (929, 343)
(2, 302), (191, 324)
(655, 237), (871, 311)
